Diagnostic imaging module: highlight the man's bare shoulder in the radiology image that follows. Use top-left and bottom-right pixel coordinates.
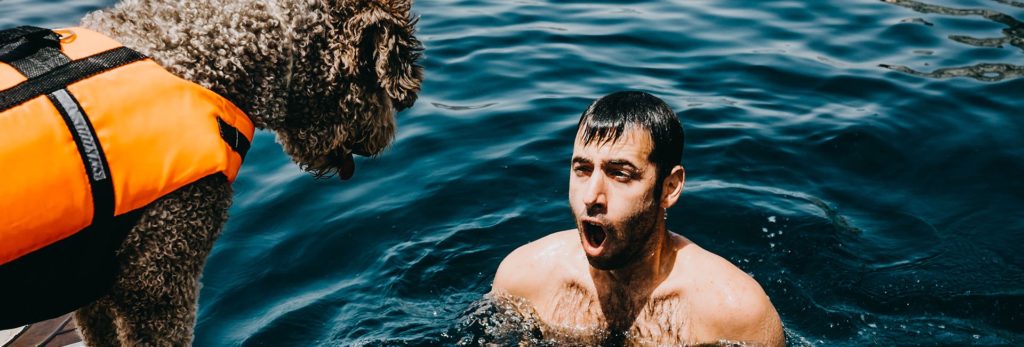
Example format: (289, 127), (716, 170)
(491, 230), (584, 301)
(663, 238), (785, 346)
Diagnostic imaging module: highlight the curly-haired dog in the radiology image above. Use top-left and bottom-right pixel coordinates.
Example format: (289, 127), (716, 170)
(0, 0), (421, 345)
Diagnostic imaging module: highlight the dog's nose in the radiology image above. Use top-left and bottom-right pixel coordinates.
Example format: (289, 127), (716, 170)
(350, 143), (371, 157)
(394, 96), (416, 112)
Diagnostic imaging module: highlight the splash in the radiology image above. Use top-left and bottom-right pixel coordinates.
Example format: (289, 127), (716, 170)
(444, 295), (772, 346)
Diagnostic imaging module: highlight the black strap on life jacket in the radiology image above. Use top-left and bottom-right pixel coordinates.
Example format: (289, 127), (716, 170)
(217, 117), (251, 160)
(0, 46), (147, 112)
(0, 26), (70, 78)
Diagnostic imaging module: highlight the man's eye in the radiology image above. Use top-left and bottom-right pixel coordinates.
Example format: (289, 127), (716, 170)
(611, 171), (632, 181)
(573, 166), (592, 175)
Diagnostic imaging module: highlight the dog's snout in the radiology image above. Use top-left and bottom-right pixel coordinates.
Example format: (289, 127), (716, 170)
(394, 95), (416, 112)
(350, 143), (371, 157)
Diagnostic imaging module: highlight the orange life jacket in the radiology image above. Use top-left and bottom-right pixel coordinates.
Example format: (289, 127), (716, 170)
(0, 26), (255, 266)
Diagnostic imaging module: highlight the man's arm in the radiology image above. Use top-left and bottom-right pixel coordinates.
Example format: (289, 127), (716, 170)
(762, 302), (786, 347)
(491, 231), (576, 305)
(708, 273), (785, 346)
(731, 292), (785, 347)
(685, 247), (785, 346)
(491, 243), (543, 300)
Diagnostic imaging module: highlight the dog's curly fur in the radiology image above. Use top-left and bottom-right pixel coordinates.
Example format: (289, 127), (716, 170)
(65, 0), (423, 345)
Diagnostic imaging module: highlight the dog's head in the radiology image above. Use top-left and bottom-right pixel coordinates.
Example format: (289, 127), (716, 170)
(276, 0), (422, 180)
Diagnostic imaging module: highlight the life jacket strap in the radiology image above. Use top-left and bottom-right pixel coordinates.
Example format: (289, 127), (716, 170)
(0, 45), (146, 112)
(0, 26), (55, 45)
(217, 117), (252, 160)
(48, 89), (116, 224)
(0, 25), (70, 78)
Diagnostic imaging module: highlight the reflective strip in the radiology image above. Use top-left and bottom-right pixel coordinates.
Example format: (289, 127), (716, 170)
(47, 89), (114, 223)
(51, 89), (106, 181)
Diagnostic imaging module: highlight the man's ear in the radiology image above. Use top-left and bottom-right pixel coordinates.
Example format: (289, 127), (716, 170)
(660, 165), (685, 209)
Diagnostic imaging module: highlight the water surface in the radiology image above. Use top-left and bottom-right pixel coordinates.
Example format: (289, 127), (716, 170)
(2, 0), (1022, 345)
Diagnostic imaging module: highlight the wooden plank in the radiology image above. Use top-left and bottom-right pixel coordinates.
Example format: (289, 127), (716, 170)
(2, 314), (82, 347)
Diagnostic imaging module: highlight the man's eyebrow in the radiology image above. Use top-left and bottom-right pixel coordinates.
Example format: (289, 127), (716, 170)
(572, 156), (593, 165)
(606, 159), (638, 169)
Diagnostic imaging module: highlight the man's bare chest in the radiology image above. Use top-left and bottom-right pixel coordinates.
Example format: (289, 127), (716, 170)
(537, 281), (693, 345)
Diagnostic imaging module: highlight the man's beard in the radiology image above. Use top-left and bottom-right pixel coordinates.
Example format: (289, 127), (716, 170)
(585, 202), (661, 270)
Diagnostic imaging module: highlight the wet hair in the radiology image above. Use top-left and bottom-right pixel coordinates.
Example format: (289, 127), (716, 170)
(577, 91), (684, 182)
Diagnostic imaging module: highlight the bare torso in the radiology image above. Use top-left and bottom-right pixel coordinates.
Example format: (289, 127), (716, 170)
(539, 280), (694, 345)
(492, 230), (784, 346)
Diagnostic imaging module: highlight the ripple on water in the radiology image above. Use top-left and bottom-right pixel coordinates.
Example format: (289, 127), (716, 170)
(431, 102), (498, 110)
(880, 0), (1024, 81)
(4, 0), (1023, 345)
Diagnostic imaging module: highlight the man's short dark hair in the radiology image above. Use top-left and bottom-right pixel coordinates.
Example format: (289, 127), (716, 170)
(577, 91), (684, 182)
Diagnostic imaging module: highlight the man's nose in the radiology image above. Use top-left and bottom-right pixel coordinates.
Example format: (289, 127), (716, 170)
(583, 173), (607, 216)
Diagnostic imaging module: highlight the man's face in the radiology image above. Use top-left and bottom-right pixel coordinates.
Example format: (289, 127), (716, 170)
(569, 127), (662, 270)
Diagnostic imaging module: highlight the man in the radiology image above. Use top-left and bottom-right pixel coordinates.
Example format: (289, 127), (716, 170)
(491, 91), (785, 345)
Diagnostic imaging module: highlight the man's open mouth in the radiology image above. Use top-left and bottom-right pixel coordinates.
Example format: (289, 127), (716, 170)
(582, 221), (607, 252)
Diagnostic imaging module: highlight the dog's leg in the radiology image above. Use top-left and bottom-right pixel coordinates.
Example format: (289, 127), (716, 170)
(76, 297), (120, 347)
(107, 174), (231, 346)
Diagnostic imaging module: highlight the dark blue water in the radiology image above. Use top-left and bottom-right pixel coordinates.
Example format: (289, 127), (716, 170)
(3, 0), (1023, 345)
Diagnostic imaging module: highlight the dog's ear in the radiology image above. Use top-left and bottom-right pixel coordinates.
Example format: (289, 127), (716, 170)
(338, 0), (423, 110)
(378, 0), (413, 18)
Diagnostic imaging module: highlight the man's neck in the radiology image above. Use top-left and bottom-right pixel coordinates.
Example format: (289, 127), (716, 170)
(593, 225), (674, 288)
(588, 220), (678, 329)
